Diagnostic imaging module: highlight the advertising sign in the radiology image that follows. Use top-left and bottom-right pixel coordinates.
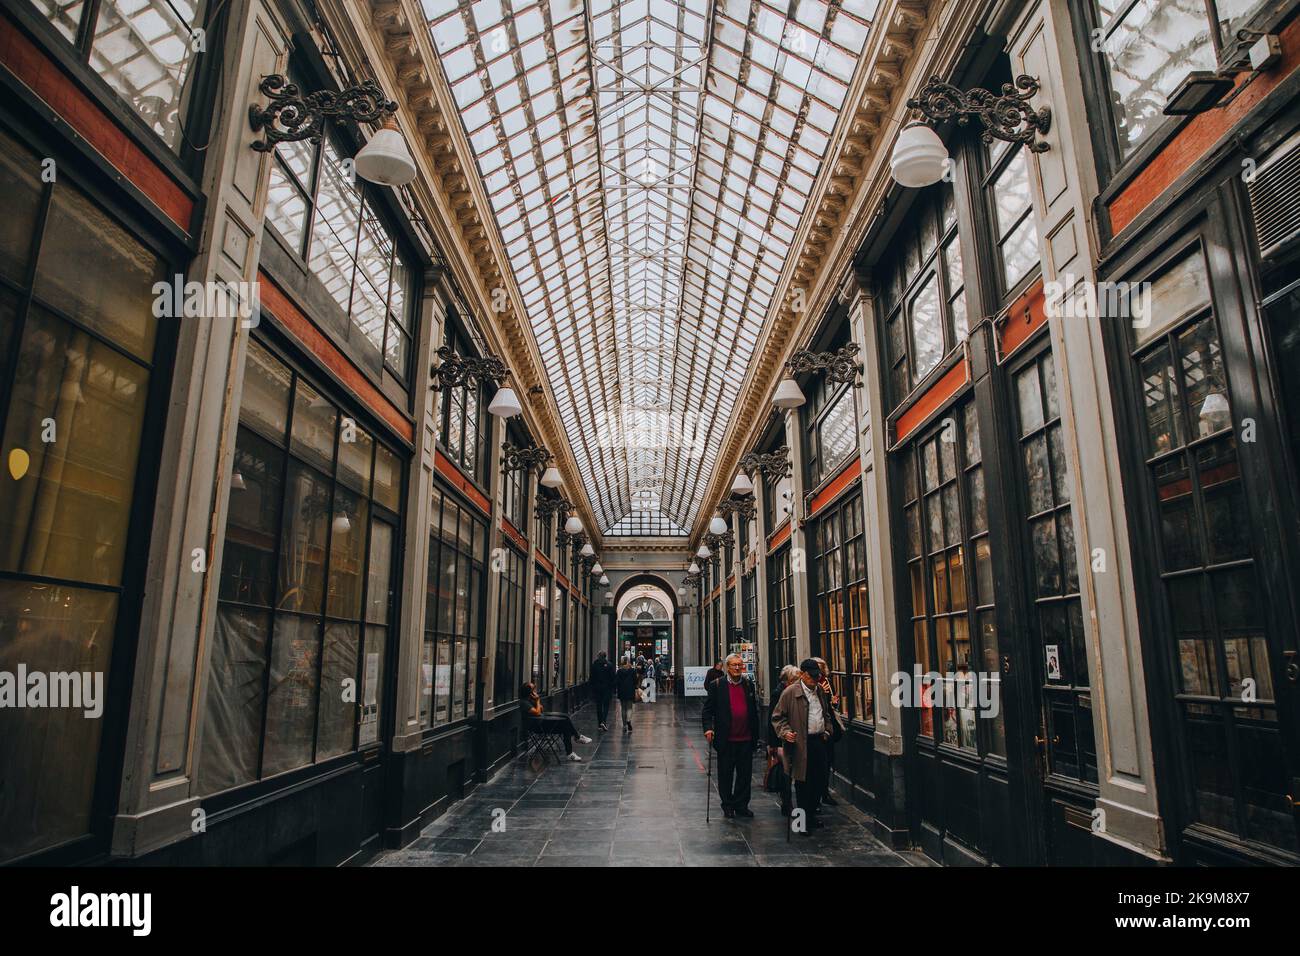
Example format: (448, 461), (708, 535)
(684, 666), (710, 697)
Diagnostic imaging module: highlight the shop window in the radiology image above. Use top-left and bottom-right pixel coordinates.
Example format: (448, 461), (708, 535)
(436, 322), (488, 485)
(1013, 351), (1093, 782)
(900, 402), (1005, 755)
(264, 111), (414, 383)
(1084, 0), (1270, 163)
(500, 444), (527, 531)
(27, 0), (209, 152)
(984, 141), (1040, 296)
(877, 181), (969, 407)
(1126, 245), (1290, 847)
(767, 544), (796, 690)
(421, 487), (484, 728)
(494, 544), (525, 706)
(553, 587), (567, 689)
(0, 142), (165, 862)
(200, 339), (402, 792)
(812, 492), (873, 723)
(531, 568), (551, 694)
(805, 349), (858, 488)
(742, 569), (758, 649)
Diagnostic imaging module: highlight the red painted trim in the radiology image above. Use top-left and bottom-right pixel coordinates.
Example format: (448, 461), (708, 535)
(0, 13), (193, 231)
(808, 457), (860, 518)
(501, 517), (527, 551)
(1109, 18), (1300, 236)
(556, 571), (571, 591)
(534, 549), (554, 575)
(726, 575), (735, 590)
(768, 519), (791, 552)
(895, 360), (970, 444)
(435, 449), (490, 514)
(999, 276), (1047, 360)
(258, 274), (414, 444)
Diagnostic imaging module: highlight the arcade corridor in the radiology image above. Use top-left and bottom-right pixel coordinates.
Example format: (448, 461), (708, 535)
(2, 0), (1300, 885)
(369, 699), (926, 867)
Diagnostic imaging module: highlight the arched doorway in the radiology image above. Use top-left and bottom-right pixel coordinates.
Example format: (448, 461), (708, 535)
(611, 577), (678, 686)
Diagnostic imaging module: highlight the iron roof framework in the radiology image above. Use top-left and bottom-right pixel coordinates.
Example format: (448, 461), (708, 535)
(425, 0), (876, 535)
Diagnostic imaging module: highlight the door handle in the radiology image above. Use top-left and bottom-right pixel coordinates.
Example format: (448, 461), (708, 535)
(1283, 650), (1298, 683)
(1002, 656), (1012, 675)
(1034, 735), (1060, 748)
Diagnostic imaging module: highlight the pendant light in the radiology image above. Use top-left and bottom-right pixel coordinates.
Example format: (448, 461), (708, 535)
(599, 574), (610, 585)
(678, 586), (686, 597)
(605, 591), (614, 601)
(696, 544), (711, 559)
(230, 468), (247, 491)
(487, 385), (523, 418)
(540, 466), (563, 488)
(332, 513), (352, 535)
(354, 118), (417, 186)
(731, 471), (754, 495)
(890, 122), (949, 188)
(772, 377), (806, 408)
(709, 514), (728, 535)
(591, 562), (603, 575)
(580, 542), (595, 557)
(688, 561), (700, 575)
(564, 515), (583, 535)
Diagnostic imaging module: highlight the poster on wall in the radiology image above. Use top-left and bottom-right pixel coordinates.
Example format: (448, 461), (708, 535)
(684, 666), (710, 697)
(1045, 645), (1062, 680)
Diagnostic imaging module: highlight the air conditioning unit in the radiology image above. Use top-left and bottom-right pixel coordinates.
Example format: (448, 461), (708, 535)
(1246, 129), (1300, 260)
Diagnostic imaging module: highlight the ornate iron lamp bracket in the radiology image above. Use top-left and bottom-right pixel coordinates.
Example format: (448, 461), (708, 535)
(718, 494), (756, 521)
(534, 496), (573, 520)
(430, 345), (509, 392)
(907, 74), (1051, 152)
(788, 343), (863, 387)
(739, 446), (791, 482)
(502, 443), (551, 474)
(704, 530), (735, 552)
(249, 75), (398, 152)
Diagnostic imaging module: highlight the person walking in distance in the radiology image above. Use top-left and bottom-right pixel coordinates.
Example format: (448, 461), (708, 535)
(704, 659), (725, 690)
(590, 650), (615, 731)
(702, 654), (760, 819)
(770, 659), (833, 829)
(615, 655), (640, 733)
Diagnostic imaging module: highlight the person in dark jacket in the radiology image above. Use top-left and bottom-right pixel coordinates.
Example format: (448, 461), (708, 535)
(702, 654), (760, 818)
(703, 660), (725, 690)
(767, 664), (799, 816)
(615, 657), (640, 733)
(590, 651), (616, 730)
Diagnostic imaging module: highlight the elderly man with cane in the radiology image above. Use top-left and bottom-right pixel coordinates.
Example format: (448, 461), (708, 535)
(771, 659), (833, 832)
(701, 653), (760, 819)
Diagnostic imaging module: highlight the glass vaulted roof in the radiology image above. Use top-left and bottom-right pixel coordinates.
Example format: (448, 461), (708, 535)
(425, 0), (877, 535)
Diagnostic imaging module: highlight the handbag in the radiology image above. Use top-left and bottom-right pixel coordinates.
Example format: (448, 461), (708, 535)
(764, 755), (788, 793)
(827, 703), (846, 744)
(634, 688), (643, 702)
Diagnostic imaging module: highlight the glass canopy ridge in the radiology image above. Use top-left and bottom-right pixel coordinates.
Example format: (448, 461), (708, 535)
(423, 0), (877, 534)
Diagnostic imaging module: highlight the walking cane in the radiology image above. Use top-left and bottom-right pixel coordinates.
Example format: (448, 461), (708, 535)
(786, 741), (797, 843)
(705, 741), (713, 823)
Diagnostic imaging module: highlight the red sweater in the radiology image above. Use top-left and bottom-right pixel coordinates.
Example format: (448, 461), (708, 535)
(727, 681), (751, 741)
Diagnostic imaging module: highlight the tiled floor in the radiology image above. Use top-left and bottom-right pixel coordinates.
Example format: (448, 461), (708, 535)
(369, 696), (935, 867)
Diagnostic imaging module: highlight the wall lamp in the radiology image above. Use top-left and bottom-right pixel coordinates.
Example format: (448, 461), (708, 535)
(249, 75), (416, 186)
(431, 346), (523, 419)
(773, 342), (864, 407)
(891, 74), (1051, 188)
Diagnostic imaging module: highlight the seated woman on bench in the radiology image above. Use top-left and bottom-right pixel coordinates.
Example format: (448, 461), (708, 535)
(519, 682), (592, 761)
